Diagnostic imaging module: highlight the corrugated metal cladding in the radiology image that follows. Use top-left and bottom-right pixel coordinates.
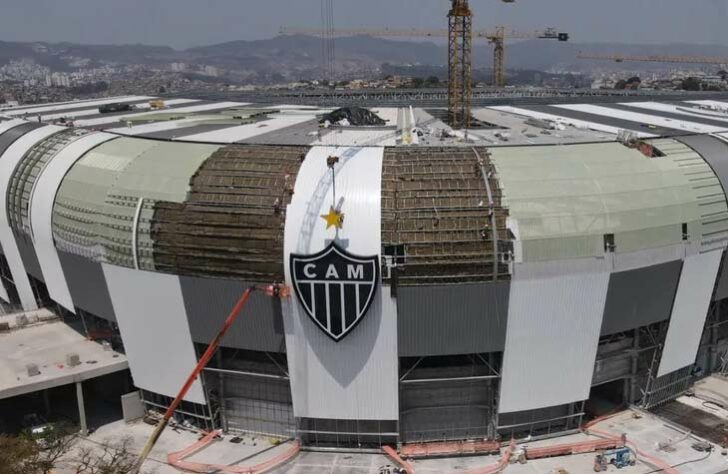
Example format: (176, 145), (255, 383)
(152, 145), (307, 281)
(676, 134), (728, 301)
(57, 250), (115, 322)
(15, 236), (42, 280)
(0, 125), (65, 310)
(658, 250), (723, 377)
(53, 138), (155, 260)
(102, 141), (221, 270)
(52, 138), (220, 270)
(0, 121), (40, 302)
(600, 260), (682, 336)
(400, 379), (494, 443)
(102, 264), (206, 403)
(677, 134), (728, 197)
(397, 282), (509, 356)
(611, 243), (685, 273)
(0, 122), (45, 159)
(7, 128), (89, 237)
(648, 138), (728, 253)
(499, 258), (610, 414)
(283, 146), (399, 421)
(488, 142), (714, 262)
(179, 276), (285, 353)
(33, 133), (118, 312)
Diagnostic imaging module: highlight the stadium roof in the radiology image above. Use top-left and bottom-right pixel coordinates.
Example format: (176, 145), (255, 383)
(6, 94), (728, 147)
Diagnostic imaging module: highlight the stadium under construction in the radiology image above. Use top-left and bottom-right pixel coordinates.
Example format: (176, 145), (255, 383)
(3, 94), (728, 451)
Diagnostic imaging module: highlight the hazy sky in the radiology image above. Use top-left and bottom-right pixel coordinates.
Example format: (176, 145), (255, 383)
(2, 0), (727, 48)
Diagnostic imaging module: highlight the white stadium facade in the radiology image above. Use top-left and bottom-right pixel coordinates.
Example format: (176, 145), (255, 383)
(3, 95), (728, 447)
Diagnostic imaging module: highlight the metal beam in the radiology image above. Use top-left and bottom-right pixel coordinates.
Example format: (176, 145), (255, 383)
(401, 375), (499, 384)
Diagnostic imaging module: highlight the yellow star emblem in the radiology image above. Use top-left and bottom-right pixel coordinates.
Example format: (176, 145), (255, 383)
(321, 206), (344, 230)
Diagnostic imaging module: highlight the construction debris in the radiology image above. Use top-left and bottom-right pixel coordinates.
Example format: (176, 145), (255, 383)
(319, 107), (386, 127)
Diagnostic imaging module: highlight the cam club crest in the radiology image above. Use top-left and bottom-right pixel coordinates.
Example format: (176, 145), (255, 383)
(290, 242), (379, 342)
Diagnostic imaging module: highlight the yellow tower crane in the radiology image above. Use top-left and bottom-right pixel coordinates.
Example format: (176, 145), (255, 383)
(281, 25), (569, 128)
(577, 52), (728, 66)
(447, 0), (473, 128)
(281, 26), (568, 89)
(289, 0), (525, 129)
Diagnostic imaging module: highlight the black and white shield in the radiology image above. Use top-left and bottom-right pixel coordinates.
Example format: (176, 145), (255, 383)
(290, 242), (379, 342)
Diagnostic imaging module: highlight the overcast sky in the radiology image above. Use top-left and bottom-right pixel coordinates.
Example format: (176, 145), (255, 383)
(2, 0), (727, 48)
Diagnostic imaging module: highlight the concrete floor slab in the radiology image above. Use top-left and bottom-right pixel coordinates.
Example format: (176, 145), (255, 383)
(0, 316), (128, 399)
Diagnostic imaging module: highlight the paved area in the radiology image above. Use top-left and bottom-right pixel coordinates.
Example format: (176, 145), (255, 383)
(269, 451), (392, 473)
(54, 419), (201, 474)
(0, 315), (128, 398)
(52, 419), (301, 474)
(40, 376), (728, 473)
(268, 409), (728, 473)
(46, 407), (728, 473)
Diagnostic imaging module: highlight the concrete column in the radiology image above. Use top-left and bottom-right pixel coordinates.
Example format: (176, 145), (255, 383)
(629, 330), (640, 403)
(76, 381), (88, 436)
(43, 389), (51, 416)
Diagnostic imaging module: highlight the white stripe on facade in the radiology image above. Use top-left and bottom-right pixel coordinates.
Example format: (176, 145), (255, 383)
(0, 125), (65, 309)
(283, 145), (398, 420)
(102, 264), (206, 403)
(658, 250), (723, 377)
(30, 132), (117, 312)
(499, 258), (611, 413)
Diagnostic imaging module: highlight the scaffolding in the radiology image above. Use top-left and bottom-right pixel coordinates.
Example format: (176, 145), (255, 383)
(152, 145), (306, 280)
(399, 353), (501, 444)
(201, 347), (294, 440)
(381, 147), (511, 286)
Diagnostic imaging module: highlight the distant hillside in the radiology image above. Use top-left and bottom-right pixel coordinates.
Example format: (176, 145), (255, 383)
(2, 35), (728, 74)
(189, 35), (446, 68)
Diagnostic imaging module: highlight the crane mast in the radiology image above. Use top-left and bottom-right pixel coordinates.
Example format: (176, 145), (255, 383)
(281, 26), (568, 92)
(448, 0), (473, 128)
(297, 0), (524, 129)
(491, 26), (506, 88)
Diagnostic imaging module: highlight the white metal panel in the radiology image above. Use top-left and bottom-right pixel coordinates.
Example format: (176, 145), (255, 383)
(499, 258), (610, 413)
(685, 100), (728, 109)
(0, 119), (29, 302)
(612, 244), (686, 273)
(3, 96), (153, 116)
(101, 264), (205, 403)
(30, 132), (117, 312)
(556, 104), (728, 133)
(0, 124), (65, 309)
(41, 99), (199, 121)
(0, 119), (26, 135)
(488, 105), (656, 137)
(622, 101), (728, 124)
(310, 129), (398, 147)
(0, 267), (7, 303)
(371, 108), (399, 126)
(178, 113), (315, 143)
(282, 146), (399, 420)
(658, 250), (723, 377)
(105, 102), (247, 134)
